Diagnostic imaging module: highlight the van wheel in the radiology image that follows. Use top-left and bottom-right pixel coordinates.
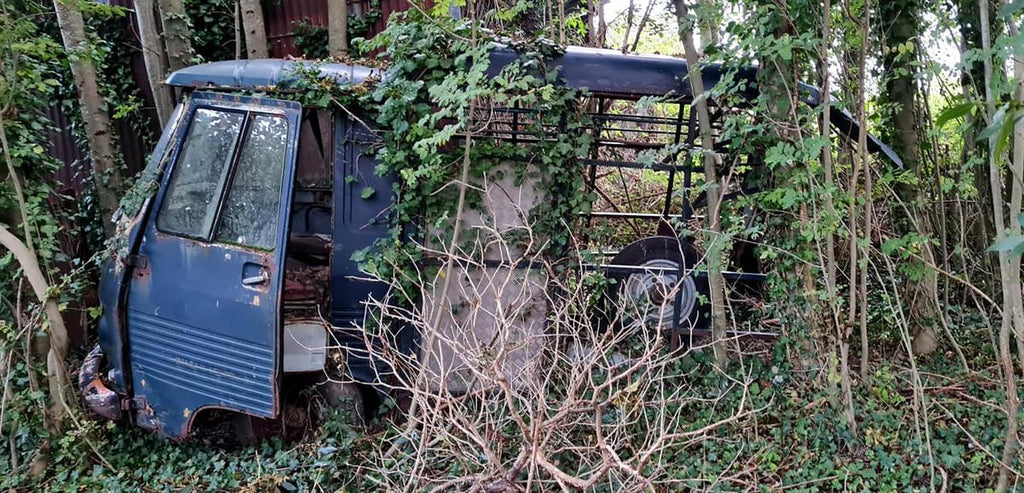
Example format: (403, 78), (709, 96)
(318, 380), (366, 427)
(608, 236), (703, 328)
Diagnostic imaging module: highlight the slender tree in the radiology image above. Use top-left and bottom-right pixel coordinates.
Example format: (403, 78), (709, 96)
(328, 0), (349, 58)
(819, 0), (839, 333)
(52, 0), (123, 236)
(849, 0), (868, 435)
(979, 1), (1021, 489)
(876, 0), (942, 356)
(235, 0), (242, 59)
(134, 0), (173, 126)
(240, 0), (268, 59)
(157, 0), (193, 71)
(674, 0), (729, 364)
(0, 226), (72, 428)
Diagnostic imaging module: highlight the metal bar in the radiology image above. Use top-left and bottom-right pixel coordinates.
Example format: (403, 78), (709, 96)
(590, 113), (680, 125)
(579, 158), (701, 173)
(511, 100), (519, 146)
(693, 271), (769, 282)
(669, 328), (778, 340)
(662, 103), (686, 219)
(681, 104), (696, 222)
(594, 126), (680, 137)
(584, 211), (685, 219)
(582, 212), (707, 223)
(587, 263), (766, 282)
(583, 97), (605, 235)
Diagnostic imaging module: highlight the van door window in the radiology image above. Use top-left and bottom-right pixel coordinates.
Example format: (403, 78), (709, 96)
(157, 108), (245, 238)
(215, 115), (289, 250)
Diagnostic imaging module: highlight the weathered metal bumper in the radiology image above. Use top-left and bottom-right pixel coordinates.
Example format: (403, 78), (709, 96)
(79, 344), (123, 421)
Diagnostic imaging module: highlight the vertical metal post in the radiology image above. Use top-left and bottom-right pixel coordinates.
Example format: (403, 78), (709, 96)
(660, 102), (686, 219)
(584, 97), (604, 233)
(681, 103), (697, 222)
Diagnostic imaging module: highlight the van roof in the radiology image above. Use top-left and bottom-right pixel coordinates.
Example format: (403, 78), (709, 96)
(164, 46), (743, 99)
(165, 46), (901, 167)
(165, 58), (378, 90)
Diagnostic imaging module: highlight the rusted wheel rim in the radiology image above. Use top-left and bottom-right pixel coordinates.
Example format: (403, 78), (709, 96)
(622, 258), (697, 327)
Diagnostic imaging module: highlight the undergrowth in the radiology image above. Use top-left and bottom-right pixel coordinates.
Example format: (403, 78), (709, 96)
(0, 331), (1009, 491)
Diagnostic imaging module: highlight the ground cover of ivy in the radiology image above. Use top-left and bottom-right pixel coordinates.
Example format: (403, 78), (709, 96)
(0, 335), (1010, 492)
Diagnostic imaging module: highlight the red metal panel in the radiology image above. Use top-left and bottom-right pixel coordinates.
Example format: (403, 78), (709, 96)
(45, 104), (87, 188)
(264, 0), (409, 58)
(265, 0), (325, 58)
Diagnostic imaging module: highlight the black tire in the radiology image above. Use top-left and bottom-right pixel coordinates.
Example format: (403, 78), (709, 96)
(605, 236), (709, 329)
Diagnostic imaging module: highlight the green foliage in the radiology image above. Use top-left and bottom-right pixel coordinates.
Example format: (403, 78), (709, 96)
(935, 100), (979, 128)
(347, 0), (383, 44)
(185, 0), (237, 62)
(289, 5), (386, 59)
(0, 3), (73, 300)
(1, 406), (375, 491)
(351, 10), (594, 292)
(291, 19), (329, 59)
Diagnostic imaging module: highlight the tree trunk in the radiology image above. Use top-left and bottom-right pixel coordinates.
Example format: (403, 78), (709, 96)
(0, 226), (73, 428)
(979, 2), (1020, 490)
(674, 0), (729, 364)
(841, 0), (868, 438)
(1006, 2), (1024, 378)
(959, 0), (999, 280)
(53, 0), (123, 236)
(156, 0), (194, 72)
(328, 0), (349, 58)
(235, 0), (243, 59)
(877, 0), (940, 356)
(620, 0), (635, 52)
(240, 0), (268, 59)
(819, 0), (839, 330)
(134, 0), (173, 126)
(628, 0), (655, 52)
(587, 0), (598, 47)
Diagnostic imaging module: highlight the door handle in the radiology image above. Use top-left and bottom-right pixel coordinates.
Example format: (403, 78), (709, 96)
(242, 271), (269, 286)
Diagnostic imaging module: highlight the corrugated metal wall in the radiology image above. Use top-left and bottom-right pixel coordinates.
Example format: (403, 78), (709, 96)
(265, 0), (406, 57)
(266, 0), (326, 57)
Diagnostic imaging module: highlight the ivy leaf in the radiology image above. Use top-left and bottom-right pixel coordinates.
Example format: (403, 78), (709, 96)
(935, 101), (976, 128)
(361, 187), (375, 199)
(777, 43), (792, 61)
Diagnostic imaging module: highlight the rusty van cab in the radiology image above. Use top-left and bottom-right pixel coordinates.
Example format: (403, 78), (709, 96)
(81, 47), (900, 438)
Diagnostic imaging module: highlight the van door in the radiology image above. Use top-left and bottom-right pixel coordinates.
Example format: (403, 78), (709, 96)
(125, 92), (301, 437)
(330, 114), (402, 382)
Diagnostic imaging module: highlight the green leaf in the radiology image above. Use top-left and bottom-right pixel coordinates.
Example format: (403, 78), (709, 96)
(988, 235), (1024, 253)
(935, 102), (976, 128)
(1001, 0), (1024, 17)
(361, 187), (375, 199)
(996, 113), (1020, 157)
(977, 107), (1007, 142)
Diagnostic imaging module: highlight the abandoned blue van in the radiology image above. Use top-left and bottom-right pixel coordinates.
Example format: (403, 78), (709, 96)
(79, 46), (900, 438)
